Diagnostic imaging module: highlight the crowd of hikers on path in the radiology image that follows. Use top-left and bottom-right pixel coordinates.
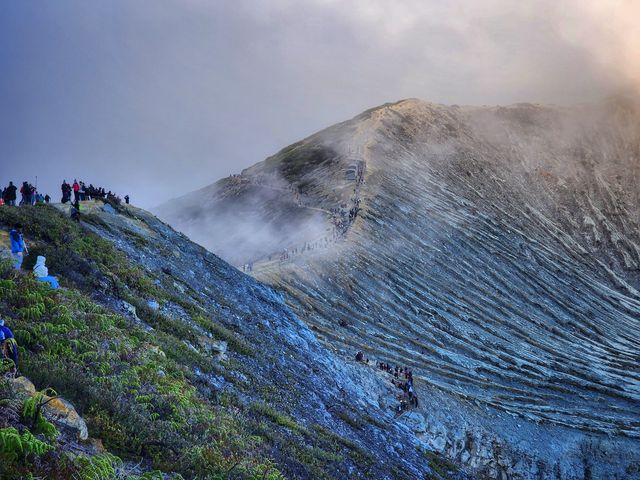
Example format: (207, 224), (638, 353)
(276, 236), (335, 263)
(287, 162), (365, 260)
(355, 350), (419, 414)
(332, 160), (365, 239)
(243, 160), (366, 271)
(1, 179), (130, 208)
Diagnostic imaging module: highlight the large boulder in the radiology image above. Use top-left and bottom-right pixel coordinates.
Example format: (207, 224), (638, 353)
(11, 376), (37, 397)
(9, 376), (89, 441)
(42, 396), (89, 441)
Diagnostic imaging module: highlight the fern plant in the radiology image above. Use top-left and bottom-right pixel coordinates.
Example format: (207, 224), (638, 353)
(22, 389), (60, 440)
(18, 305), (44, 321)
(0, 279), (16, 300)
(73, 453), (121, 480)
(0, 427), (52, 460)
(0, 358), (15, 376)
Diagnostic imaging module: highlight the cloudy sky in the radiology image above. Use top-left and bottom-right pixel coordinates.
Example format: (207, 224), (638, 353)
(1, 0), (638, 207)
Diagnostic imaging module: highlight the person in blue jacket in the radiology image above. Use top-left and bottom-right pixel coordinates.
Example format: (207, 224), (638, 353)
(0, 319), (18, 375)
(9, 223), (28, 270)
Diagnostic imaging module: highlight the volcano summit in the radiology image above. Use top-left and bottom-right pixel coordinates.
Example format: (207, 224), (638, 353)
(157, 97), (640, 479)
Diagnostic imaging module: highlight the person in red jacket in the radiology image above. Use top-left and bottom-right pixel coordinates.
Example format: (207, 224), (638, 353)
(72, 179), (80, 203)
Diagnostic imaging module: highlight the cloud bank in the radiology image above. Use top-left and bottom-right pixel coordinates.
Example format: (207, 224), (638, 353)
(0, 0), (637, 207)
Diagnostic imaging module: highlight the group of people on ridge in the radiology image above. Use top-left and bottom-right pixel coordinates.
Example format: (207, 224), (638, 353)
(1, 179), (130, 208)
(0, 177), (129, 379)
(60, 179), (128, 206)
(1, 182), (50, 206)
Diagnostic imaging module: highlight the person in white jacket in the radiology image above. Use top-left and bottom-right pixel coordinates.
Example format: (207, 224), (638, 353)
(33, 256), (59, 289)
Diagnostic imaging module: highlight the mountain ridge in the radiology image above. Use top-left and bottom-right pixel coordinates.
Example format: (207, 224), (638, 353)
(156, 95), (640, 478)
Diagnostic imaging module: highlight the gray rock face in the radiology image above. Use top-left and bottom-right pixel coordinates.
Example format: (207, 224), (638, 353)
(122, 300), (138, 318)
(82, 203), (454, 479)
(156, 96), (640, 478)
(401, 411), (427, 434)
(102, 203), (117, 214)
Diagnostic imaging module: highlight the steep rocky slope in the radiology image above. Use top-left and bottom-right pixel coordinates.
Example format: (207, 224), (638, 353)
(157, 96), (640, 479)
(0, 202), (466, 479)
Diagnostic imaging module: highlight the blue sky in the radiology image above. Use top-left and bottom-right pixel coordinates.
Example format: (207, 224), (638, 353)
(0, 1), (635, 207)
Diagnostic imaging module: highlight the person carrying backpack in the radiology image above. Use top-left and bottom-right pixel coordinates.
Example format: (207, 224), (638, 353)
(9, 223), (28, 270)
(20, 182), (30, 205)
(0, 319), (18, 376)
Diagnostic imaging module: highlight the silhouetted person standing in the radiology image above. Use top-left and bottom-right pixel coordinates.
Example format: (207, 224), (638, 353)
(5, 182), (17, 206)
(61, 180), (72, 204)
(20, 182), (32, 205)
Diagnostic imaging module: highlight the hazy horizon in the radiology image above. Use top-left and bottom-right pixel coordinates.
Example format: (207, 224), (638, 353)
(1, 0), (638, 208)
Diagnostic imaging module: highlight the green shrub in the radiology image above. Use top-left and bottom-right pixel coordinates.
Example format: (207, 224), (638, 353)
(0, 427), (52, 459)
(423, 449), (460, 478)
(250, 402), (306, 434)
(74, 453), (121, 480)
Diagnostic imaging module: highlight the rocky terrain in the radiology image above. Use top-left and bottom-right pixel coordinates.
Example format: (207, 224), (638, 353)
(0, 201), (470, 479)
(157, 95), (640, 479)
